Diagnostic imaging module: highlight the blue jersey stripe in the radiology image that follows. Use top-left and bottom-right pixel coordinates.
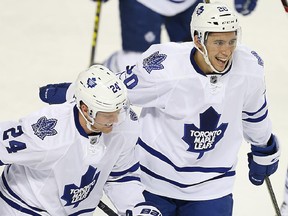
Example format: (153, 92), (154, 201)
(137, 138), (232, 173)
(242, 96), (267, 116)
(109, 162), (140, 177)
(68, 207), (96, 216)
(243, 110), (268, 123)
(107, 176), (141, 183)
(141, 165), (235, 188)
(0, 191), (42, 216)
(2, 173), (46, 213)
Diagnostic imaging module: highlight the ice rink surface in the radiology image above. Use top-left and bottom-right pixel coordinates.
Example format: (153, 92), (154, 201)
(0, 0), (288, 215)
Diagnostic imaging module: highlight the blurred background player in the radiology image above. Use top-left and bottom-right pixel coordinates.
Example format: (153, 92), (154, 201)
(0, 65), (162, 216)
(92, 0), (258, 72)
(234, 0), (258, 15)
(39, 2), (280, 216)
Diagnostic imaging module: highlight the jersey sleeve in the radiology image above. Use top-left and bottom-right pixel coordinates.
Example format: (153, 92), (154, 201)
(116, 44), (177, 109)
(242, 51), (272, 146)
(0, 120), (49, 168)
(0, 107), (67, 169)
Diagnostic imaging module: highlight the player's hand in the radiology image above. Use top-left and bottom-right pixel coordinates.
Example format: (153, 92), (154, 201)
(39, 83), (71, 104)
(234, 0), (257, 16)
(248, 134), (280, 186)
(126, 202), (162, 216)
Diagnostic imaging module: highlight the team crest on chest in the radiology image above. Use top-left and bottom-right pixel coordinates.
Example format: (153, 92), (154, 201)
(143, 51), (167, 73)
(182, 107), (228, 159)
(31, 116), (58, 140)
(61, 166), (100, 208)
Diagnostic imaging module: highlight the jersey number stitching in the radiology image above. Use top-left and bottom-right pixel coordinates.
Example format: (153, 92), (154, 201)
(3, 126), (27, 153)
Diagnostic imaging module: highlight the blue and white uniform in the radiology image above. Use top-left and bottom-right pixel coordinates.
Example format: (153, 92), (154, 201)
(0, 102), (144, 215)
(116, 41), (271, 200)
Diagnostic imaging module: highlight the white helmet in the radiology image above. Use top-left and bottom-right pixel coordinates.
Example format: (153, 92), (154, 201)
(75, 65), (127, 119)
(191, 2), (240, 73)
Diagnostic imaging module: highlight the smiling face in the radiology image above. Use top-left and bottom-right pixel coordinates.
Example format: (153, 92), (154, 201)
(194, 31), (237, 74)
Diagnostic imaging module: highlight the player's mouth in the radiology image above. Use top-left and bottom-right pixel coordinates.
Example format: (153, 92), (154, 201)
(216, 57), (227, 65)
(215, 56), (229, 70)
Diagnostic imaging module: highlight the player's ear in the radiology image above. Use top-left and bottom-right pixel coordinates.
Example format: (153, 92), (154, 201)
(194, 34), (202, 48)
(80, 102), (88, 113)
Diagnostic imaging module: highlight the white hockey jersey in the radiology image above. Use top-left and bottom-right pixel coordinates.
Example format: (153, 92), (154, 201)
(116, 41), (272, 200)
(137, 0), (198, 16)
(0, 102), (144, 215)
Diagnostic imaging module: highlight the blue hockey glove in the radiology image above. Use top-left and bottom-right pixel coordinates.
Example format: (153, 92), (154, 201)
(126, 202), (162, 216)
(39, 83), (71, 104)
(234, 0), (258, 16)
(248, 134), (280, 186)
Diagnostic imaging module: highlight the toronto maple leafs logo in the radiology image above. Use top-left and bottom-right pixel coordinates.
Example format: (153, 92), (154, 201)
(61, 166), (100, 208)
(87, 77), (97, 88)
(182, 107), (228, 159)
(31, 116), (57, 140)
(143, 51), (167, 74)
(196, 5), (204, 16)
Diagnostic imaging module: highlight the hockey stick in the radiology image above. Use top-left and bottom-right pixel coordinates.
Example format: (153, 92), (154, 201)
(265, 177), (281, 216)
(90, 0), (102, 66)
(281, 0), (288, 13)
(98, 200), (118, 216)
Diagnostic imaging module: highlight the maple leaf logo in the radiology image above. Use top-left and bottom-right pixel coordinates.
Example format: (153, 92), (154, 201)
(31, 116), (57, 140)
(182, 107), (228, 159)
(87, 77), (97, 88)
(143, 51), (167, 73)
(61, 166), (100, 208)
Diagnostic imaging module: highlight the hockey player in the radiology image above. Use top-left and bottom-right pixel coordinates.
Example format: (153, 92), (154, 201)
(110, 3), (279, 215)
(39, 2), (280, 215)
(0, 65), (162, 216)
(93, 0), (257, 72)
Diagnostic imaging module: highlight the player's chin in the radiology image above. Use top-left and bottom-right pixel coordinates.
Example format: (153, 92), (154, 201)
(102, 127), (113, 134)
(214, 60), (228, 72)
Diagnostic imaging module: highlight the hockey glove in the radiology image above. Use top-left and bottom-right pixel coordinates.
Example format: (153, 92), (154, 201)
(39, 83), (71, 104)
(126, 202), (162, 216)
(234, 0), (258, 16)
(248, 134), (280, 186)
